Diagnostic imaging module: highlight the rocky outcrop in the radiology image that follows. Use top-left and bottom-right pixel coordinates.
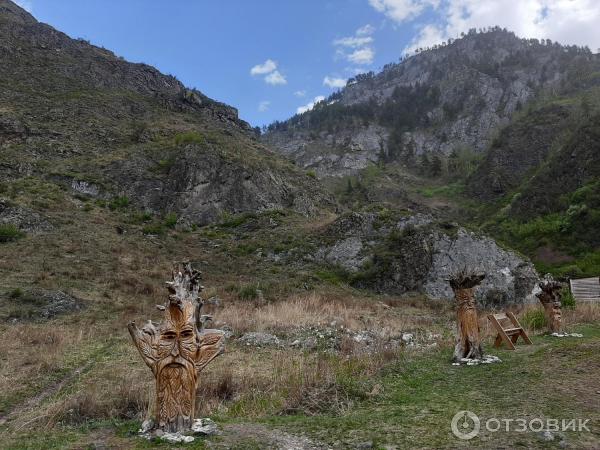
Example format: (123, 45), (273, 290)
(2, 289), (83, 321)
(263, 125), (388, 178)
(0, 199), (52, 232)
(315, 212), (538, 305)
(106, 143), (333, 225)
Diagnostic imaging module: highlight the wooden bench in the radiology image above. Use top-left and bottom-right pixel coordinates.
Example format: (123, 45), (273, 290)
(487, 312), (532, 350)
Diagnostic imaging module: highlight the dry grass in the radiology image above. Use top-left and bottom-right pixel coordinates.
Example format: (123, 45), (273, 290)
(217, 291), (454, 337)
(0, 199), (597, 446)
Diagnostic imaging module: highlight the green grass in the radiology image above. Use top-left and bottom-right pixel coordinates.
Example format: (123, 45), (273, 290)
(2, 325), (599, 448)
(237, 284), (260, 300)
(164, 212), (178, 229)
(174, 131), (206, 146)
(313, 267), (350, 286)
(0, 224), (25, 243)
(261, 324), (600, 449)
(108, 196), (130, 211)
(520, 308), (547, 331)
(418, 182), (466, 198)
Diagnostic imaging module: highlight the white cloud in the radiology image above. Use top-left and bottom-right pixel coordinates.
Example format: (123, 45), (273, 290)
(348, 47), (375, 64)
(333, 24), (376, 65)
(442, 0), (600, 51)
(357, 24), (376, 35)
(294, 90), (307, 97)
(370, 0), (600, 55)
(250, 59), (287, 85)
(250, 59), (277, 75)
(323, 76), (347, 88)
(404, 23), (446, 54)
(297, 95), (326, 114)
(264, 70), (287, 85)
(368, 0), (439, 23)
(258, 100), (270, 112)
(14, 0), (33, 12)
(333, 36), (374, 48)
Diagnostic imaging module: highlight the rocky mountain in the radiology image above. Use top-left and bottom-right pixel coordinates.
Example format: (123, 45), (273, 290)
(0, 0), (332, 225)
(263, 28), (599, 178)
(263, 27), (600, 279)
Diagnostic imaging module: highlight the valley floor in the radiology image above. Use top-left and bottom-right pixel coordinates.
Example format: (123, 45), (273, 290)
(0, 200), (598, 449)
(0, 322), (598, 449)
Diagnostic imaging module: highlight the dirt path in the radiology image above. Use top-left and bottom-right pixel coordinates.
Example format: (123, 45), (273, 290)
(0, 359), (95, 427)
(208, 423), (327, 450)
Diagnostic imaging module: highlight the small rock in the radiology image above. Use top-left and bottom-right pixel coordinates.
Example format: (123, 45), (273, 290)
(238, 332), (280, 347)
(355, 441), (374, 449)
(162, 432), (194, 443)
(139, 419), (154, 433)
(538, 430), (555, 441)
(191, 418), (220, 436)
(302, 336), (318, 349)
(401, 333), (414, 344)
(220, 325), (234, 339)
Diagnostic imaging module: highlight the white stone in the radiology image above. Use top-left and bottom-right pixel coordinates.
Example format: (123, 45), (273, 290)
(191, 418), (220, 436)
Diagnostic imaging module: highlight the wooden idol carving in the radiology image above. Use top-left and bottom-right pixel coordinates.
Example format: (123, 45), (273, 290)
(128, 263), (225, 433)
(536, 278), (563, 333)
(450, 271), (486, 362)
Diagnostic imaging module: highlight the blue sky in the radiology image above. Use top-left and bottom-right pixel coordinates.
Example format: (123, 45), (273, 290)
(17, 0), (600, 127)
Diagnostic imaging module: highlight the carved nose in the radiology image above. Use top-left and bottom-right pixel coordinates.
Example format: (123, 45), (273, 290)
(170, 342), (180, 357)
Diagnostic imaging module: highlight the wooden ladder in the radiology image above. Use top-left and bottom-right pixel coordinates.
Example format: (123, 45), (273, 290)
(487, 312), (532, 350)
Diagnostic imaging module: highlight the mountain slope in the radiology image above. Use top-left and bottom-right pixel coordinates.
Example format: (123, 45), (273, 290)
(0, 0), (332, 225)
(264, 28), (599, 178)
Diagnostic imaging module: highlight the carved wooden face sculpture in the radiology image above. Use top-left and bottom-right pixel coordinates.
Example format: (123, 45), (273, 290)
(128, 263), (224, 432)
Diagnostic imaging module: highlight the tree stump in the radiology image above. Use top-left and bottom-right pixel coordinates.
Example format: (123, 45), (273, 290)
(536, 278), (563, 333)
(450, 271), (486, 362)
(128, 262), (225, 433)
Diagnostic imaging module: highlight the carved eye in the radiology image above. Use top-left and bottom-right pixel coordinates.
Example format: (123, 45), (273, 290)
(180, 329), (193, 339)
(162, 331), (176, 340)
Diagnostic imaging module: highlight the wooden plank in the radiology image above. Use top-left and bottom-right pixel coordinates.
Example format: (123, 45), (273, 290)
(570, 277), (600, 303)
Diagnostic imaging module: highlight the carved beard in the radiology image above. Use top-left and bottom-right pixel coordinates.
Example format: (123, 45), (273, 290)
(156, 360), (197, 431)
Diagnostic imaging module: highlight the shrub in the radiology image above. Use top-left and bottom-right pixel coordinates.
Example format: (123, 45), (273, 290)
(561, 286), (576, 309)
(164, 212), (178, 229)
(306, 170), (317, 178)
(219, 212), (256, 228)
(521, 308), (547, 331)
(9, 288), (24, 299)
(141, 223), (164, 235)
(174, 131), (205, 146)
(129, 211), (153, 224)
(238, 284), (259, 300)
(0, 224), (25, 243)
(108, 196), (130, 210)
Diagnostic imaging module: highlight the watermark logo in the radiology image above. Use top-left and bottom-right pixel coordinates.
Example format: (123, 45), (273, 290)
(451, 411), (591, 440)
(451, 410), (480, 440)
